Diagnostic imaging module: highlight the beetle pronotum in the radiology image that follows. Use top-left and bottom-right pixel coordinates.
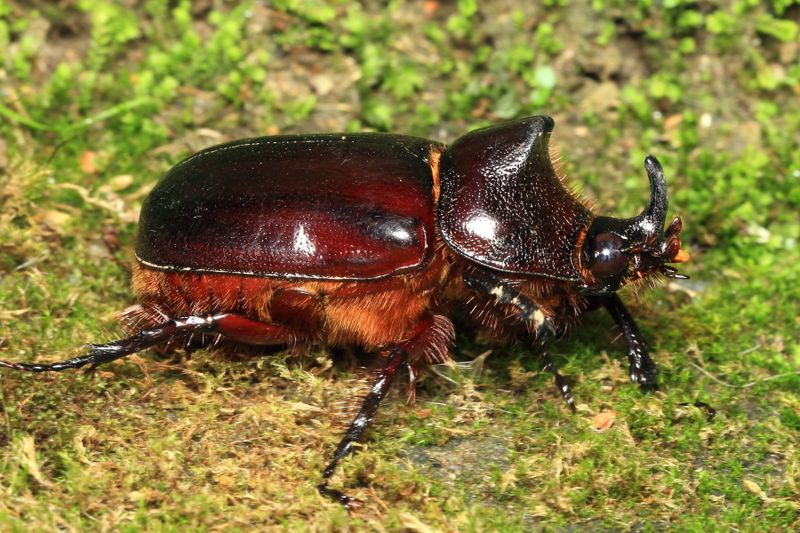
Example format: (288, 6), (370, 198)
(1, 116), (688, 508)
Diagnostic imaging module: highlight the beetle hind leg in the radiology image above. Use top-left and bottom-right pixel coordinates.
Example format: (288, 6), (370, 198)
(0, 318), (188, 373)
(209, 313), (296, 346)
(0, 313), (296, 374)
(317, 312), (452, 509)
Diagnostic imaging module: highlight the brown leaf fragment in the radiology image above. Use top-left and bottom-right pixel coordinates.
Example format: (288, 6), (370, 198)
(36, 209), (72, 233)
(593, 409), (617, 431)
(216, 474), (236, 489)
(664, 113), (684, 131)
(79, 150), (98, 174)
(744, 479), (773, 502)
(423, 1), (439, 16)
(107, 174), (134, 191)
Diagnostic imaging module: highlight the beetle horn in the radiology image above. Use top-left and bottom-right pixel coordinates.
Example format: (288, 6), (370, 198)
(635, 155), (668, 234)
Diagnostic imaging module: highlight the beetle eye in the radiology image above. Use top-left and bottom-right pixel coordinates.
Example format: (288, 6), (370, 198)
(587, 233), (628, 278)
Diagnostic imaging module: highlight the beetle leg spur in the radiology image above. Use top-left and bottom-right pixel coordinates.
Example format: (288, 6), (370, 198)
(464, 273), (575, 411)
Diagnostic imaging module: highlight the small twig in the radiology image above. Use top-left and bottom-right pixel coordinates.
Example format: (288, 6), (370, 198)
(14, 256), (48, 271)
(427, 364), (459, 384)
(737, 344), (761, 356)
(740, 371), (800, 389)
(690, 363), (738, 388)
(691, 363), (800, 389)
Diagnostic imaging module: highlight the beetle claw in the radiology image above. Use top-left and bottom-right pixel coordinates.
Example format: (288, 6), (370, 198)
(318, 483), (362, 511)
(632, 368), (659, 391)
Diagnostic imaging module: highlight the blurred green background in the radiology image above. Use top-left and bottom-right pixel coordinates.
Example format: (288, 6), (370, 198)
(0, 1), (798, 530)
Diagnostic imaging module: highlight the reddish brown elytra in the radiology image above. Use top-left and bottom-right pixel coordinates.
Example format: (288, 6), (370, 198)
(1, 117), (689, 508)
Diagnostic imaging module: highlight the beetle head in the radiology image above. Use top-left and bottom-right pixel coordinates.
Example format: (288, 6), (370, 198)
(578, 156), (689, 295)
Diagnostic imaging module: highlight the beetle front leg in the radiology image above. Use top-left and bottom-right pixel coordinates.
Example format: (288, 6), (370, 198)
(464, 272), (575, 410)
(600, 294), (658, 390)
(318, 346), (407, 510)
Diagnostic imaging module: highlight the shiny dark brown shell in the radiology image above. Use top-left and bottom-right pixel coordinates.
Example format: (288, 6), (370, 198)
(437, 116), (592, 281)
(136, 134), (440, 280)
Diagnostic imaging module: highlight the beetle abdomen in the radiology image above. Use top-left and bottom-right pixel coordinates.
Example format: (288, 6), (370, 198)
(136, 134), (442, 280)
(130, 248), (452, 352)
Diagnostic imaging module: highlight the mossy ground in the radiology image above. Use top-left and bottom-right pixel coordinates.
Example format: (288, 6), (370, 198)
(1, 1), (798, 531)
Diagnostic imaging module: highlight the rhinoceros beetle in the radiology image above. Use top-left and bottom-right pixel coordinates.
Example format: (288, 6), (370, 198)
(1, 116), (688, 508)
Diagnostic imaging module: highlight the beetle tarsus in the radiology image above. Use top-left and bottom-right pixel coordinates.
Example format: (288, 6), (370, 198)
(318, 346), (407, 508)
(600, 294), (659, 391)
(316, 484), (361, 511)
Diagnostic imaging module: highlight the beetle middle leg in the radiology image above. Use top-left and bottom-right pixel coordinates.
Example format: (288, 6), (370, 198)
(464, 272), (576, 410)
(317, 312), (452, 509)
(538, 336), (576, 412)
(317, 345), (407, 510)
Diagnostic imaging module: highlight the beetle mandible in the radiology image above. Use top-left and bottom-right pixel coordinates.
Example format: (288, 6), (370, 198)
(1, 116), (689, 508)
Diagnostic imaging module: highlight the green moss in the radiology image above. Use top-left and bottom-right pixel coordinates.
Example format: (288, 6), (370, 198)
(1, 1), (798, 530)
